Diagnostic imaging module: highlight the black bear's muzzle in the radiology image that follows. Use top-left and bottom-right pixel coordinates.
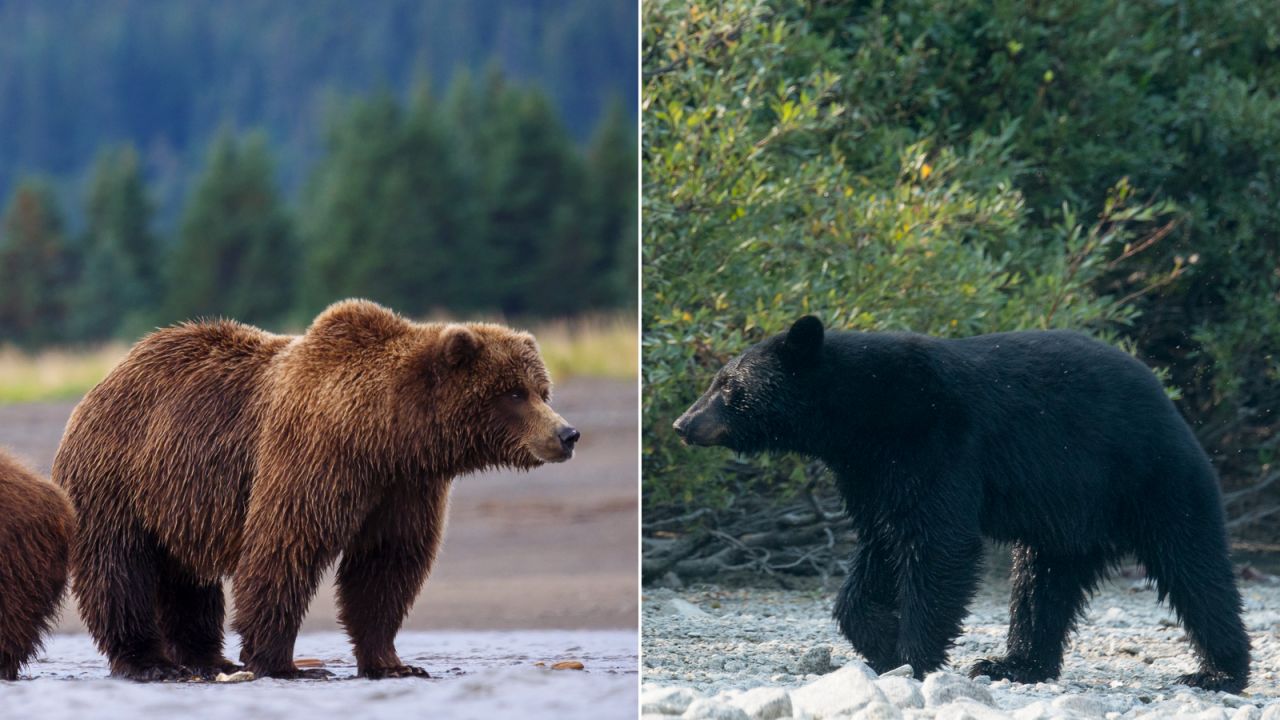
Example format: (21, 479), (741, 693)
(673, 407), (729, 447)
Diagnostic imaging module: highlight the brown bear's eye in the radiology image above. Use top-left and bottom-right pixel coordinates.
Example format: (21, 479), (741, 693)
(506, 388), (528, 402)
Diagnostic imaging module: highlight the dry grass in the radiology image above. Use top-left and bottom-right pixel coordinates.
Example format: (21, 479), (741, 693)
(525, 313), (638, 381)
(0, 312), (636, 406)
(0, 344), (130, 405)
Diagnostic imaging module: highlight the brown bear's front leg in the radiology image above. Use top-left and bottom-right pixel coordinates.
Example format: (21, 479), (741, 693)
(336, 479), (450, 679)
(231, 539), (335, 679)
(230, 464), (373, 680)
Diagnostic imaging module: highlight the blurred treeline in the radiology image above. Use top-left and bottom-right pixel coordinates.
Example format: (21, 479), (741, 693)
(0, 0), (637, 345)
(0, 74), (636, 345)
(0, 0), (636, 224)
(644, 0), (1278, 538)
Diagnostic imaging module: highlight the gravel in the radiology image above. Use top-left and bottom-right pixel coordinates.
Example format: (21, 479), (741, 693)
(642, 578), (1280, 719)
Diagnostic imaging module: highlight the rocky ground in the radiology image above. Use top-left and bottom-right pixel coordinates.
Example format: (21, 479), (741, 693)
(642, 576), (1280, 720)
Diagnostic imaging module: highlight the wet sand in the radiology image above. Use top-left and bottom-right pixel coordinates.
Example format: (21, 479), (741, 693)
(0, 376), (638, 633)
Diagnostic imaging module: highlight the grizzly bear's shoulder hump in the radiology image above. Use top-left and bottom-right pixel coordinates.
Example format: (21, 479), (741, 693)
(305, 299), (409, 348)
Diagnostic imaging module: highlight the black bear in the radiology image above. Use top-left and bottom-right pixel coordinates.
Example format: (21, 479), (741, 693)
(673, 316), (1250, 692)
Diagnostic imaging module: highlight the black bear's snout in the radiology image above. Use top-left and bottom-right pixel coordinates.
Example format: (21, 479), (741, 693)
(558, 426), (581, 450)
(672, 415), (690, 439)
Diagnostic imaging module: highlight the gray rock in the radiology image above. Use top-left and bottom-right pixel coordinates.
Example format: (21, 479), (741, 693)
(882, 664), (915, 678)
(1010, 701), (1056, 720)
(667, 598), (713, 619)
(655, 571), (685, 589)
(683, 699), (751, 720)
(791, 662), (886, 718)
(876, 676), (925, 709)
(854, 701), (904, 720)
(728, 687), (791, 720)
(1052, 694), (1110, 718)
(797, 646), (834, 675)
(934, 699), (1013, 720)
(922, 672), (995, 707)
(1261, 705), (1280, 720)
(1232, 706), (1261, 720)
(643, 686), (701, 715)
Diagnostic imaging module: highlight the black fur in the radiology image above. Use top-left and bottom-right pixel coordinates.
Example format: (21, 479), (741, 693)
(674, 316), (1250, 692)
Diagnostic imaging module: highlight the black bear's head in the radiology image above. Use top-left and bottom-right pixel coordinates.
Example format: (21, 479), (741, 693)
(673, 315), (825, 455)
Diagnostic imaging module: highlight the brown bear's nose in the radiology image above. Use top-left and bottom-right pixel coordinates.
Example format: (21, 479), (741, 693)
(558, 426), (581, 449)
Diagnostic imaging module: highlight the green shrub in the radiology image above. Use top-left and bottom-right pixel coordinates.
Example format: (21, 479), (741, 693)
(642, 0), (1178, 507)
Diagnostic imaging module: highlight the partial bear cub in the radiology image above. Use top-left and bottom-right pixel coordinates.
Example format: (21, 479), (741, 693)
(675, 316), (1250, 693)
(54, 299), (579, 681)
(0, 448), (73, 680)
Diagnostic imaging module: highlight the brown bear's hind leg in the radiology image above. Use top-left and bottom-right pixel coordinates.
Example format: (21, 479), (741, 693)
(0, 510), (68, 681)
(73, 516), (189, 681)
(155, 553), (238, 679)
(336, 481), (448, 680)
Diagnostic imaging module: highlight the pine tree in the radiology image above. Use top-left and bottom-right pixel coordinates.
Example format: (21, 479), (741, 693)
(165, 130), (294, 327)
(478, 85), (588, 316)
(73, 145), (161, 340)
(0, 182), (73, 345)
(299, 86), (475, 318)
(582, 98), (637, 308)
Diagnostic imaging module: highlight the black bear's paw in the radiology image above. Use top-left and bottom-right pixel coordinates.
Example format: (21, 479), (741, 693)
(361, 664), (432, 679)
(968, 656), (1056, 684)
(1176, 670), (1246, 694)
(111, 661), (194, 683)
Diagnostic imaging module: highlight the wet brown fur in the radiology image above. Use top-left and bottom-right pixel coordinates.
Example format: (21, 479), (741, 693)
(0, 448), (73, 680)
(53, 299), (574, 680)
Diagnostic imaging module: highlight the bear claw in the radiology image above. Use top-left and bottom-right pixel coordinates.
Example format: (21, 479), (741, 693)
(968, 657), (1055, 684)
(362, 664), (432, 679)
(1176, 670), (1245, 694)
(112, 662), (194, 683)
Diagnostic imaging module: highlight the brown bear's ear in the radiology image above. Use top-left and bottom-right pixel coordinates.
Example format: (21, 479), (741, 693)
(782, 315), (824, 367)
(442, 326), (482, 368)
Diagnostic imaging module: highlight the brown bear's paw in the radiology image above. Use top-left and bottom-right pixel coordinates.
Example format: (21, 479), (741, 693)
(111, 661), (193, 683)
(1176, 670), (1246, 694)
(360, 664), (432, 679)
(184, 657), (242, 680)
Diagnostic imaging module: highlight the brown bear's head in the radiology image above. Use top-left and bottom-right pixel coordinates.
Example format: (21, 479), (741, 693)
(302, 300), (580, 474)
(433, 322), (580, 469)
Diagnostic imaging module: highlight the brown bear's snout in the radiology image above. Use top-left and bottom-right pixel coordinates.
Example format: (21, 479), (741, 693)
(558, 425), (581, 451)
(525, 403), (579, 464)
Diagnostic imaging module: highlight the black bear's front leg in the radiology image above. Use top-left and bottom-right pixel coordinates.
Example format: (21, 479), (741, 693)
(894, 526), (983, 678)
(834, 531), (900, 673)
(336, 480), (449, 679)
(969, 543), (1107, 684)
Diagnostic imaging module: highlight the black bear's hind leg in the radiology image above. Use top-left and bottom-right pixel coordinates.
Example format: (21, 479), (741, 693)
(1139, 519), (1250, 693)
(833, 533), (900, 673)
(969, 544), (1107, 684)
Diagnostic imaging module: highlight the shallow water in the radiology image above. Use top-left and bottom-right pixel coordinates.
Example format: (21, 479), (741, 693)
(2, 630), (638, 719)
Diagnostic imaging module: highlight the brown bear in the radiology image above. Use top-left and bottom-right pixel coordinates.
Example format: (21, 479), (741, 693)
(53, 299), (579, 681)
(0, 448), (73, 680)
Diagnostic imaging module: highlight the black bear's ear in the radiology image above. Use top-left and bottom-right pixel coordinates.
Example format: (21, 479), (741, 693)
(782, 315), (824, 366)
(442, 326), (482, 368)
